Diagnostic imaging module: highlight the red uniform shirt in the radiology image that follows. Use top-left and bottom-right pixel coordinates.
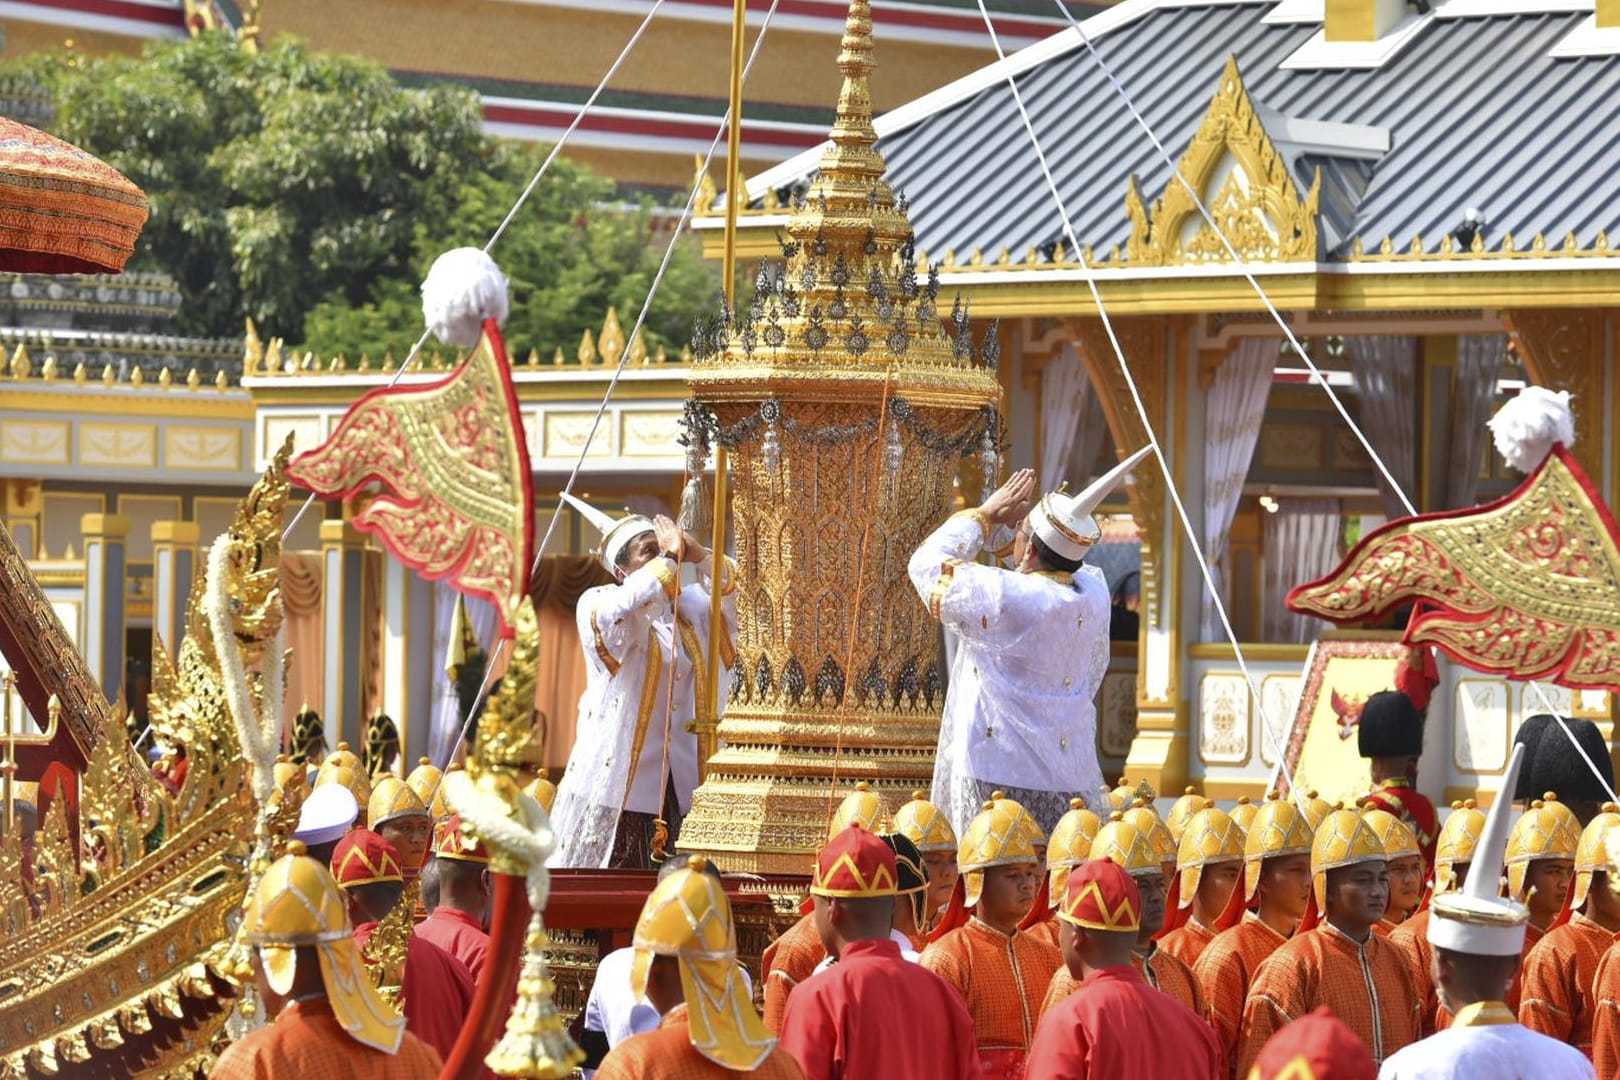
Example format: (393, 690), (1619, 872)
(1026, 965), (1222, 1080)
(779, 937), (978, 1080)
(417, 905), (490, 985)
(353, 921), (476, 1064)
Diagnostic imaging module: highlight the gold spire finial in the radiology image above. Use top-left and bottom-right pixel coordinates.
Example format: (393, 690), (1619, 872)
(829, 0), (878, 163)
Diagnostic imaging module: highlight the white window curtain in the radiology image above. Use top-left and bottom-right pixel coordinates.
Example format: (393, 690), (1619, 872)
(1067, 380), (1111, 485)
(1202, 337), (1275, 641)
(1040, 343), (1095, 486)
(428, 584), (500, 766)
(1346, 335), (1420, 520)
(1263, 498), (1343, 644)
(1447, 334), (1506, 509)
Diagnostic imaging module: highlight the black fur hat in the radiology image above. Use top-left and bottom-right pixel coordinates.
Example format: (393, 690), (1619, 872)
(1526, 715), (1616, 804)
(1357, 690), (1425, 759)
(1511, 714), (1557, 801)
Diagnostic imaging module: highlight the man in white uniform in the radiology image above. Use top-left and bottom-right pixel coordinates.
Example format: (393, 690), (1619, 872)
(908, 448), (1149, 836)
(550, 495), (737, 868)
(1378, 743), (1595, 1080)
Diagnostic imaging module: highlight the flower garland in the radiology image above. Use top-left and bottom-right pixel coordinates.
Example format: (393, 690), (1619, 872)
(205, 533), (285, 808)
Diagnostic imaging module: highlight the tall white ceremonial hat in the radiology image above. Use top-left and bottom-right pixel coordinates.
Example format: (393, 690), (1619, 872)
(1428, 741), (1529, 957)
(559, 491), (656, 574)
(291, 781), (360, 848)
(1028, 445), (1153, 562)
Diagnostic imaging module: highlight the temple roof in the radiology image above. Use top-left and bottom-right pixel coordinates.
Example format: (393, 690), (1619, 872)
(727, 0), (1620, 268)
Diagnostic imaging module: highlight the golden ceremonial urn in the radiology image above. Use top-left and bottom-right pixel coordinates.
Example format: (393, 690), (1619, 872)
(677, 0), (1002, 875)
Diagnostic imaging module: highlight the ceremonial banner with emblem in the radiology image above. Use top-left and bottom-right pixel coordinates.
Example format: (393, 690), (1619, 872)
(287, 318), (533, 637)
(1288, 444), (1620, 693)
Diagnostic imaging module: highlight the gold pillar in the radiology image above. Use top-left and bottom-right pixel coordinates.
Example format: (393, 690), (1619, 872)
(320, 519), (368, 748)
(1, 479), (42, 559)
(150, 521), (200, 653)
(675, 0), (1001, 875)
(81, 512), (131, 701)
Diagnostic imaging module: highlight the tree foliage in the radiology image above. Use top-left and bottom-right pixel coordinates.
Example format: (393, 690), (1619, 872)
(9, 33), (719, 354)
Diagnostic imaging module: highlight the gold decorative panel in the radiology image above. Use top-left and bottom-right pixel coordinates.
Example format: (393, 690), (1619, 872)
(1453, 679), (1510, 775)
(619, 410), (684, 458)
(1259, 423), (1325, 469)
(79, 423), (156, 468)
(541, 412), (612, 459)
(1124, 56), (1320, 267)
(261, 416), (320, 466)
(166, 426), (244, 472)
(1198, 671), (1251, 765)
(0, 420), (69, 464)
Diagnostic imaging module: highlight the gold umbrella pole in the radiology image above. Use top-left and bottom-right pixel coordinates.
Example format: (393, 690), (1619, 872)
(697, 0), (747, 780)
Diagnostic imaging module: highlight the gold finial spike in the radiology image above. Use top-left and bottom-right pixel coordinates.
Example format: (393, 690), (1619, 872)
(552, 346), (566, 366)
(130, 366), (145, 387)
(598, 308), (627, 367)
(9, 343), (30, 378)
(693, 152), (719, 212)
(40, 355), (57, 381)
(158, 366), (173, 388)
(72, 361), (87, 384)
(526, 348), (541, 368)
(628, 330), (649, 366)
(358, 353), (372, 373)
(186, 367), (201, 388)
(382, 350), (396, 371)
(822, 0), (879, 178)
(101, 362), (115, 385)
(215, 369), (229, 391)
(577, 329), (597, 366)
(244, 316), (263, 372)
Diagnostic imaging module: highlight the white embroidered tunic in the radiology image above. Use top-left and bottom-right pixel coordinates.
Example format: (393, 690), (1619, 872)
(550, 553), (736, 868)
(908, 510), (1111, 837)
(1376, 1002), (1595, 1080)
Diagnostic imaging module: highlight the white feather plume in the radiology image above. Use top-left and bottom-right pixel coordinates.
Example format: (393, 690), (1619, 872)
(421, 247), (510, 349)
(1487, 385), (1574, 474)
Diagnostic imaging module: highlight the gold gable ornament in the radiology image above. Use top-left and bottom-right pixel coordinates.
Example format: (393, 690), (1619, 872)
(1125, 56), (1321, 267)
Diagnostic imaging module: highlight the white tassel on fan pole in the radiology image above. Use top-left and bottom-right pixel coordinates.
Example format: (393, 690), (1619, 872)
(422, 248), (510, 349)
(1488, 385), (1575, 474)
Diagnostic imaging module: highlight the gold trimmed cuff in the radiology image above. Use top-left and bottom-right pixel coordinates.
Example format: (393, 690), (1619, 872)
(649, 557), (680, 604)
(928, 558), (966, 622)
(591, 612), (622, 677)
(718, 554), (739, 596)
(952, 508), (993, 546)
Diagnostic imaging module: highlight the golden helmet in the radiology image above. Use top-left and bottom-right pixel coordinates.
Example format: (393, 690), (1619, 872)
(1572, 803), (1620, 908)
(1091, 812), (1162, 879)
(1047, 797), (1104, 901)
(893, 789), (957, 853)
(1310, 808), (1387, 911)
(1506, 793), (1582, 899)
(367, 775), (429, 830)
(631, 856), (774, 1071)
(1299, 789), (1333, 832)
(1435, 800), (1487, 893)
(243, 841), (404, 1054)
(404, 756), (446, 818)
(1166, 787), (1204, 846)
(325, 740), (363, 773)
(1122, 800), (1176, 866)
(1229, 795), (1258, 833)
(1242, 792), (1315, 902)
(958, 795), (1041, 906)
(1176, 804), (1245, 904)
(828, 781), (892, 840)
(1361, 808), (1421, 862)
(524, 768), (558, 814)
(272, 753), (307, 793)
(314, 759), (371, 807)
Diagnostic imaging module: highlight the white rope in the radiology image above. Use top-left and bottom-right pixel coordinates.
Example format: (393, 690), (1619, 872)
(973, 1), (1303, 808)
(421, 0), (789, 804)
(281, 0), (674, 544)
(1029, 0), (1613, 800)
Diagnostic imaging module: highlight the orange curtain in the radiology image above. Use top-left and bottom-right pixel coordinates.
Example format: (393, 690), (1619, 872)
(280, 553), (324, 734)
(529, 556), (611, 773)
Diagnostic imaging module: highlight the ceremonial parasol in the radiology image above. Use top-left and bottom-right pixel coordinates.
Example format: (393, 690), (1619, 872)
(0, 115), (148, 274)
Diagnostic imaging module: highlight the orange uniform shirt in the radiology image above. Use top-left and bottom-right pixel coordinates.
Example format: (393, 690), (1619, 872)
(921, 917), (1062, 1079)
(1518, 912), (1615, 1057)
(1584, 940), (1620, 1077)
(1390, 906), (1444, 1035)
(1240, 922), (1423, 1075)
(762, 912), (828, 1035)
(210, 999), (442, 1080)
(1040, 944), (1208, 1020)
(1158, 918), (1218, 971)
(1192, 912), (1289, 1078)
(594, 1003), (807, 1080)
(1023, 910), (1060, 952)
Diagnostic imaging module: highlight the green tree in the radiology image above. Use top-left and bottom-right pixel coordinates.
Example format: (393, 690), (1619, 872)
(8, 33), (718, 356)
(300, 141), (719, 362)
(13, 34), (485, 339)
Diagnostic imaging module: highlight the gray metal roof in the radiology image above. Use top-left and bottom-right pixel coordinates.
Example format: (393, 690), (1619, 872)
(789, 3), (1620, 261)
